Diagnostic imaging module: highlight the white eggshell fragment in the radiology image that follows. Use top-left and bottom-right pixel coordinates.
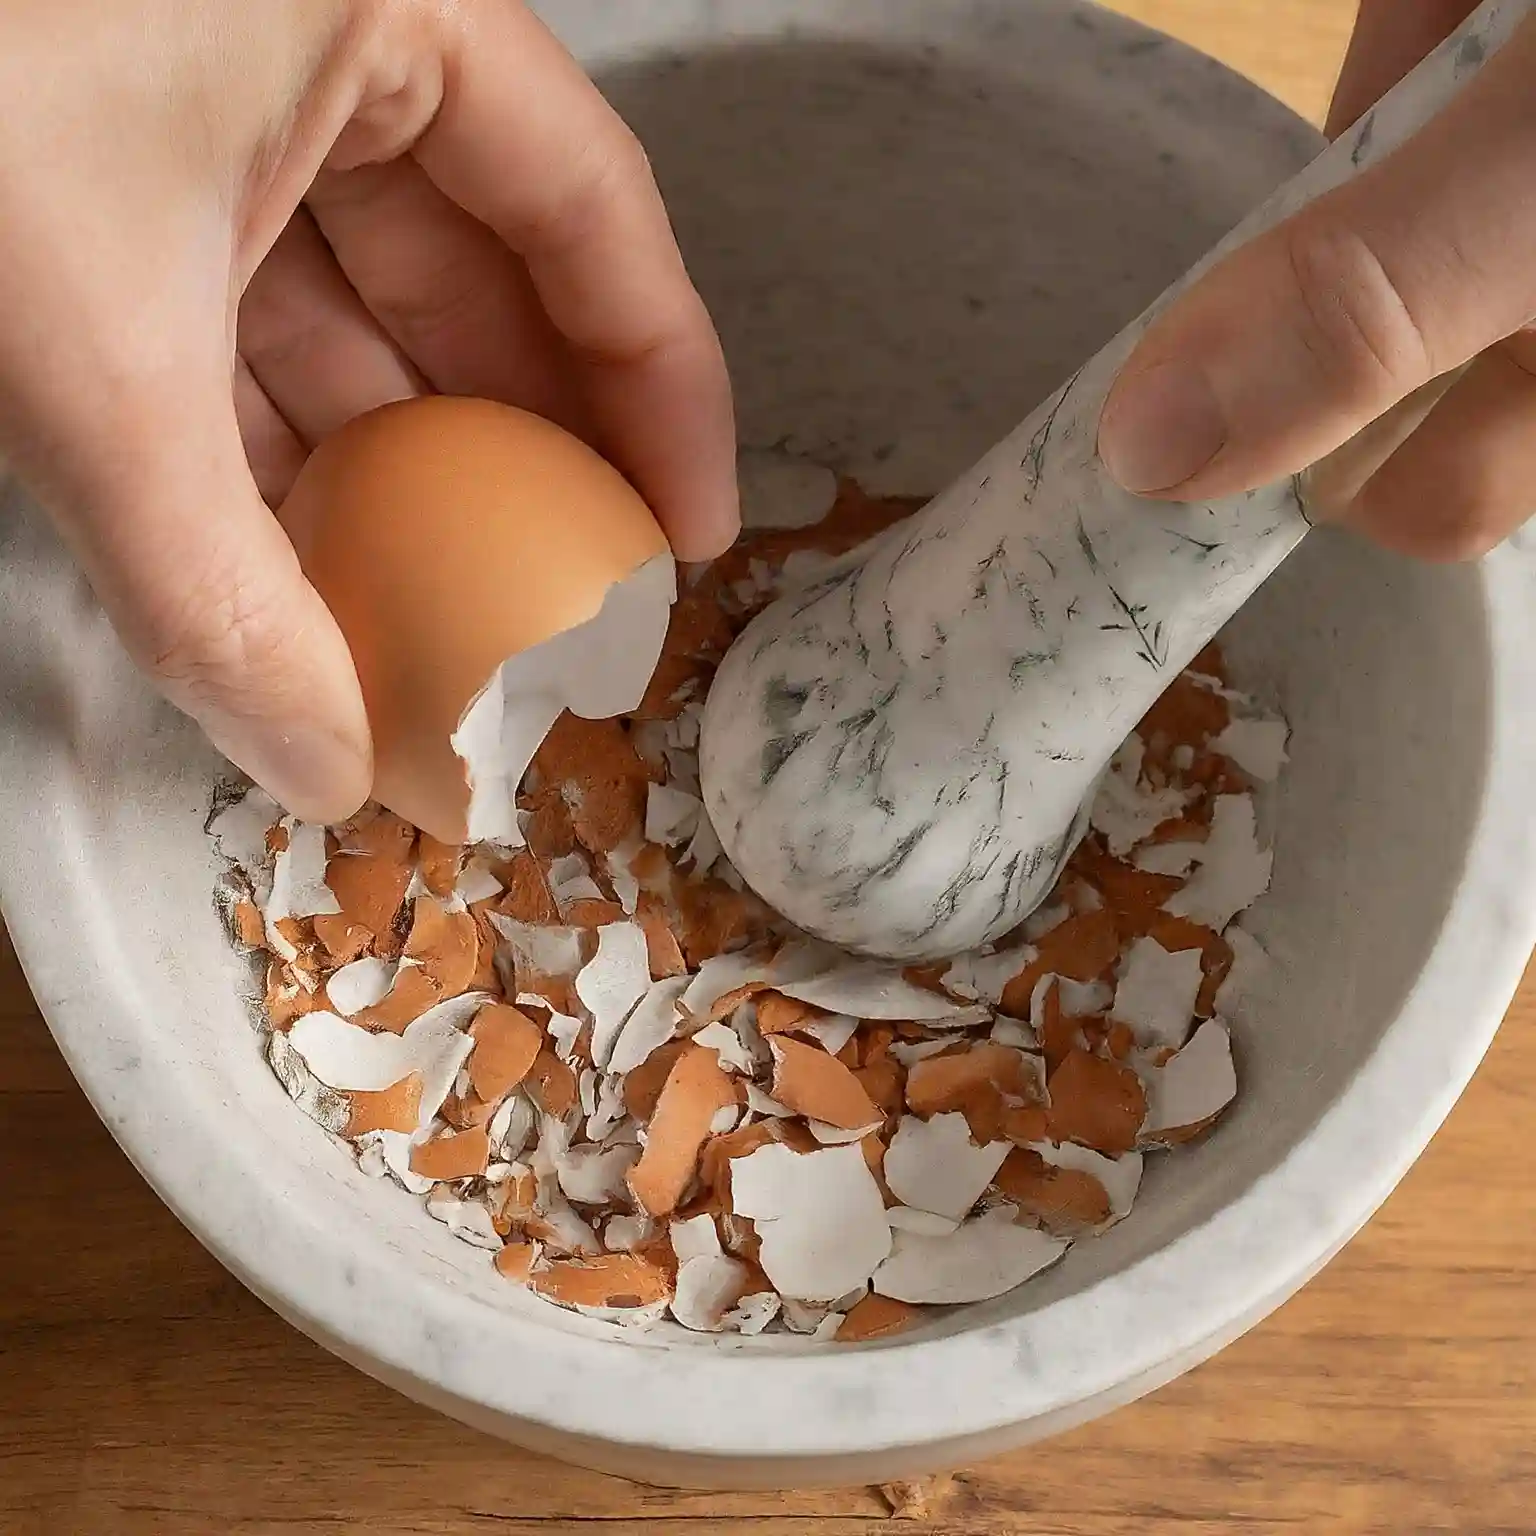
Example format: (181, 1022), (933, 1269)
(730, 1143), (892, 1301)
(884, 1113), (1011, 1221)
(873, 1207), (1069, 1305)
(1209, 717), (1289, 781)
(453, 554), (677, 845)
(325, 956), (398, 1017)
(606, 974), (689, 1076)
(1112, 938), (1204, 1050)
(576, 922), (651, 1064)
(1142, 1019), (1238, 1142)
(1165, 795), (1273, 931)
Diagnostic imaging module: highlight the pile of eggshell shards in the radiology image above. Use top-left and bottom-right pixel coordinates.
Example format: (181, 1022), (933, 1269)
(211, 476), (1286, 1344)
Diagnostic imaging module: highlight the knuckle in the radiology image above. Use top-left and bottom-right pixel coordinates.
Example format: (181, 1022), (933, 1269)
(365, 252), (489, 344)
(1277, 218), (1433, 399)
(135, 559), (298, 706)
(528, 122), (655, 250)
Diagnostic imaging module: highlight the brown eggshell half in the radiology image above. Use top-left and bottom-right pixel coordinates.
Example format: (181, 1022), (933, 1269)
(285, 397), (672, 844)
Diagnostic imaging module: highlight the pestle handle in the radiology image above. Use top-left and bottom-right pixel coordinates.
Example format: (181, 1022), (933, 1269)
(700, 0), (1534, 962)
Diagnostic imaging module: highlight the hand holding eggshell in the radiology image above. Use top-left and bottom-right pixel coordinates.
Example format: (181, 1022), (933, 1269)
(0, 0), (733, 825)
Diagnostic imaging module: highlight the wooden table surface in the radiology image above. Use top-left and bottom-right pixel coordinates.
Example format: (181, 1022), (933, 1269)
(7, 3), (1536, 1532)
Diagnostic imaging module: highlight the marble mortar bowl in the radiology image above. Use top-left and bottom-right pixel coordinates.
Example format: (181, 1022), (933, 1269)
(3, 0), (1536, 1492)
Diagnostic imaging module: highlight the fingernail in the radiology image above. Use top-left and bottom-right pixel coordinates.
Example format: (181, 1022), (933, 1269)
(1099, 360), (1227, 494)
(200, 706), (371, 826)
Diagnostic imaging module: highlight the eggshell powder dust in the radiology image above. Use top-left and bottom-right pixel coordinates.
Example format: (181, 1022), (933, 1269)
(210, 464), (1286, 1345)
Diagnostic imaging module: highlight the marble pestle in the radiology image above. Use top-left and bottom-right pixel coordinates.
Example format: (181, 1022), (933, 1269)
(700, 0), (1531, 961)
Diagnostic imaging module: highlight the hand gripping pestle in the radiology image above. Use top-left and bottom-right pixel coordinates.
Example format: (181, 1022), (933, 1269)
(699, 0), (1532, 961)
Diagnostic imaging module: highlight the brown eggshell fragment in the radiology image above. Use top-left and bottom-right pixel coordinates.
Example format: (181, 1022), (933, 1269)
(769, 1037), (882, 1130)
(1046, 1050), (1147, 1155)
(622, 1039), (689, 1122)
(674, 878), (769, 967)
(495, 849), (559, 926)
(1138, 669), (1230, 747)
(637, 895), (687, 979)
(562, 898), (628, 929)
(468, 906), (501, 994)
(522, 792), (578, 859)
(441, 1089), (499, 1130)
(354, 964), (442, 1035)
(324, 824), (415, 943)
(754, 992), (825, 1036)
(531, 715), (650, 857)
(493, 1241), (538, 1285)
(265, 961), (321, 1030)
(836, 1293), (919, 1343)
(531, 1253), (672, 1310)
(1000, 910), (1120, 1015)
(403, 898), (478, 997)
(343, 1073), (424, 1137)
(490, 1167), (538, 1234)
(336, 807), (416, 860)
(525, 1047), (579, 1117)
(993, 1148), (1112, 1231)
(627, 1044), (736, 1217)
(230, 899), (265, 950)
(467, 1003), (544, 1103)
(416, 835), (462, 896)
(906, 1043), (1038, 1120)
(409, 1126), (491, 1182)
(312, 915), (375, 966)
(1002, 1104), (1051, 1146)
(285, 397), (671, 844)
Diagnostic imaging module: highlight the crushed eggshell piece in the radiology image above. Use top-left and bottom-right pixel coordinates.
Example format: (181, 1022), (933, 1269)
(1141, 1018), (1238, 1145)
(607, 974), (689, 1076)
(1164, 795), (1273, 932)
(354, 961), (442, 1034)
(532, 1252), (672, 1310)
(494, 1241), (539, 1284)
(1035, 1140), (1143, 1221)
(835, 1292), (918, 1343)
(993, 1147), (1111, 1232)
(425, 1185), (503, 1249)
(404, 897), (479, 996)
(768, 1037), (882, 1130)
(576, 921), (653, 1065)
(526, 1047), (579, 1117)
(325, 956), (398, 1017)
(636, 895), (687, 979)
(873, 1206), (1067, 1305)
(467, 1002), (544, 1102)
(770, 944), (983, 1023)
(1112, 937), (1204, 1051)
(754, 992), (824, 1036)
(1047, 1048), (1147, 1156)
(671, 1253), (752, 1332)
(884, 1112), (1010, 1221)
(730, 1142), (891, 1302)
(627, 1044), (737, 1217)
(410, 1125), (491, 1181)
(343, 1072), (424, 1137)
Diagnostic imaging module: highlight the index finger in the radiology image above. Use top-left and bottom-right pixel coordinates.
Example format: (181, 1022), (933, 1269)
(411, 1), (738, 560)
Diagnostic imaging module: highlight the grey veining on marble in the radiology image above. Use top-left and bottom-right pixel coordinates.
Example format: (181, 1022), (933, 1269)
(701, 0), (1533, 961)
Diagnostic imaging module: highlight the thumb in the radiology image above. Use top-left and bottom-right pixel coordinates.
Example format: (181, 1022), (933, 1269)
(1099, 14), (1536, 506)
(31, 346), (372, 825)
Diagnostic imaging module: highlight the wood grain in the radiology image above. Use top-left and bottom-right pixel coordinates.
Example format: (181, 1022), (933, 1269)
(10, 3), (1536, 1532)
